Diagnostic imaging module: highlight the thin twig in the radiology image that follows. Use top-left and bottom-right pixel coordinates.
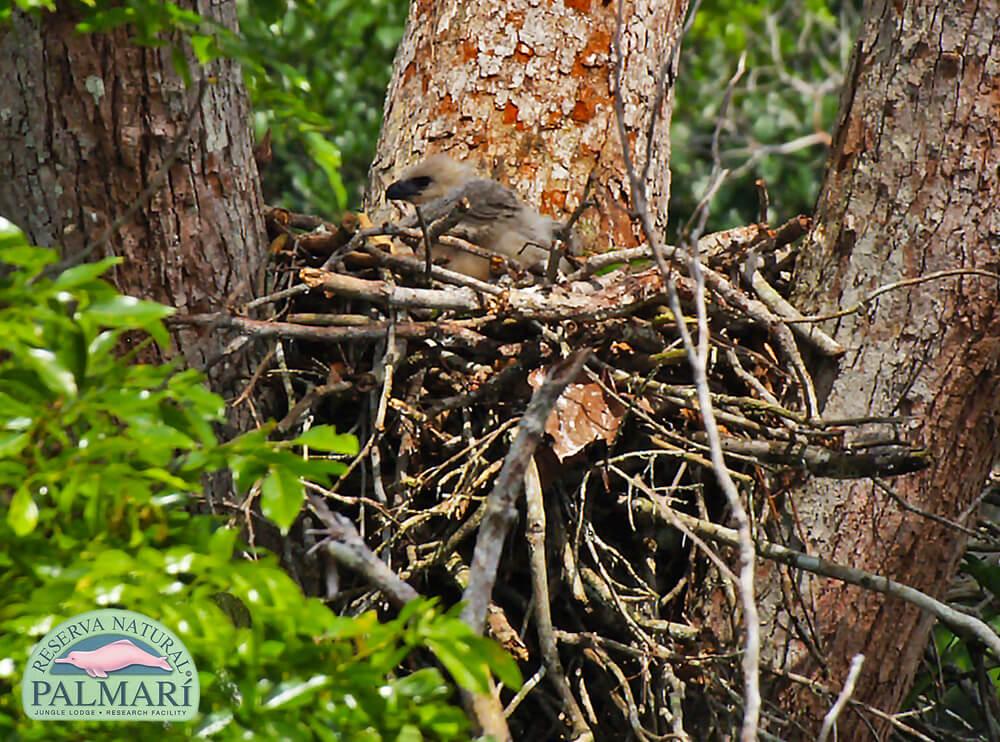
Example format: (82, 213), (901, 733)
(769, 665), (934, 742)
(414, 205), (435, 284)
(612, 5), (762, 737)
(306, 495), (418, 608)
(818, 653), (865, 742)
(524, 457), (593, 740)
(652, 505), (1000, 656)
(503, 665), (547, 717)
(786, 268), (1000, 324)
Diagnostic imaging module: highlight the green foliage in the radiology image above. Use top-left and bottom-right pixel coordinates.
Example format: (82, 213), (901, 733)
(0, 236), (516, 739)
(671, 1), (859, 235)
(902, 555), (1000, 738)
(238, 0), (409, 212)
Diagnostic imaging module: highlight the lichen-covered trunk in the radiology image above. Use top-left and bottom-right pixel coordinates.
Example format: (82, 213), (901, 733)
(0, 1), (267, 411)
(368, 0), (688, 255)
(759, 1), (1000, 734)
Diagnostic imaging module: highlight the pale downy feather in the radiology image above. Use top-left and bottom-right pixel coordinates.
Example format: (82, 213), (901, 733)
(386, 154), (565, 280)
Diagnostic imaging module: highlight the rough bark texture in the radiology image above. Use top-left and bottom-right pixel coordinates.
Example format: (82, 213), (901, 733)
(0, 2), (267, 406)
(368, 0), (687, 254)
(758, 1), (1000, 734)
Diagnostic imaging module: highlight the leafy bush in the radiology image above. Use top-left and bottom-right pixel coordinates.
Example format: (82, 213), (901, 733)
(238, 0), (409, 212)
(0, 236), (517, 739)
(671, 0), (859, 234)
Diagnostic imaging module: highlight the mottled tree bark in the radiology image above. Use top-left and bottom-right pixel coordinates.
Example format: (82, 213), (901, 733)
(368, 0), (687, 255)
(756, 1), (1000, 735)
(0, 1), (267, 408)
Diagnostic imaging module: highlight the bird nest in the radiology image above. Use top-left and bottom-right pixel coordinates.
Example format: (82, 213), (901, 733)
(211, 203), (930, 738)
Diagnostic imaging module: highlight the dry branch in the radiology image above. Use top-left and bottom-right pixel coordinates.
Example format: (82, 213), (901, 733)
(460, 350), (590, 632)
(638, 502), (1000, 657)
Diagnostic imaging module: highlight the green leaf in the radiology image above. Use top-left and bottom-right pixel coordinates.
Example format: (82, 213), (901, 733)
(7, 487), (39, 536)
(395, 724), (424, 742)
(190, 33), (217, 63)
(292, 426), (359, 454)
(0, 431), (29, 458)
(303, 132), (348, 210)
(424, 638), (490, 694)
(0, 241), (57, 273)
(87, 329), (122, 364)
(963, 555), (1000, 603)
(25, 348), (78, 398)
(230, 455), (270, 495)
(261, 466), (304, 533)
(475, 635), (522, 690)
(171, 44), (192, 85)
(86, 295), (174, 328)
(51, 257), (121, 290)
(261, 675), (331, 709)
(54, 325), (88, 389)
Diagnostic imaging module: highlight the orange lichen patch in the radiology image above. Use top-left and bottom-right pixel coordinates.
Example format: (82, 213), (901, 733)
(505, 9), (525, 26)
(542, 189), (568, 213)
(571, 100), (592, 122)
(572, 28), (612, 76)
(512, 159), (538, 181)
(564, 0), (590, 12)
(466, 129), (488, 149)
(401, 62), (417, 87)
(503, 101), (520, 126)
(571, 84), (605, 122)
(461, 39), (478, 62)
(514, 43), (533, 64)
(543, 108), (564, 130)
(438, 94), (458, 116)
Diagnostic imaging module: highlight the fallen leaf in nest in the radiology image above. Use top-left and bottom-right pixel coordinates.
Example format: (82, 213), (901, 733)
(635, 394), (655, 414)
(529, 368), (623, 461)
(679, 407), (701, 424)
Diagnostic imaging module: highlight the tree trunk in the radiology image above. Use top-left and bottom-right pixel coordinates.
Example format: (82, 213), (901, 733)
(0, 1), (267, 409)
(758, 1), (1000, 734)
(368, 0), (687, 254)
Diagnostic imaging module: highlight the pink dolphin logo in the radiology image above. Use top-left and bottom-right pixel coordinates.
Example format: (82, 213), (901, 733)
(53, 639), (172, 678)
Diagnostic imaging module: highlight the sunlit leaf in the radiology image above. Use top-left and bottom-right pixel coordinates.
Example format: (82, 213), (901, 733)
(261, 466), (304, 533)
(292, 426), (359, 455)
(8, 488), (39, 536)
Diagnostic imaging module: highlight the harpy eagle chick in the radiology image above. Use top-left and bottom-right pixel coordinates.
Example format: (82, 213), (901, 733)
(385, 154), (567, 281)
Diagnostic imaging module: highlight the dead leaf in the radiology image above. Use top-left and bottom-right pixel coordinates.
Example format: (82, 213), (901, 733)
(529, 367), (623, 461)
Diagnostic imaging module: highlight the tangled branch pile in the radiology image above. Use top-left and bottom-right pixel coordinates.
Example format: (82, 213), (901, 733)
(190, 202), (931, 738)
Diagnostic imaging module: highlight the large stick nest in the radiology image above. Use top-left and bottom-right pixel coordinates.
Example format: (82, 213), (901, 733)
(195, 203), (930, 739)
